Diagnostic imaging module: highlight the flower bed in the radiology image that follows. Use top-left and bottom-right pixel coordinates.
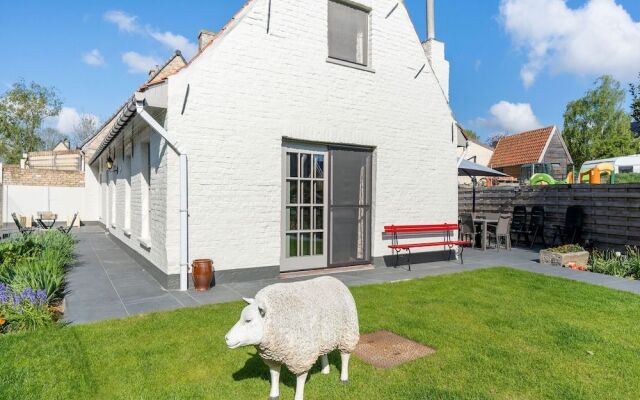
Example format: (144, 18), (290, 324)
(0, 231), (74, 333)
(589, 246), (640, 279)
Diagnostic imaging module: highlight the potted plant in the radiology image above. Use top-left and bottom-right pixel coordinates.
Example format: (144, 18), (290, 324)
(540, 244), (589, 268)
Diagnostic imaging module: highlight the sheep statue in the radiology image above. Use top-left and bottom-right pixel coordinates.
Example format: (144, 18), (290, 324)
(225, 276), (360, 400)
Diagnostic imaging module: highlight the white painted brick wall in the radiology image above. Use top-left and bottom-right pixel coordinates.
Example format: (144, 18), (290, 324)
(97, 117), (171, 274)
(155, 0), (459, 275)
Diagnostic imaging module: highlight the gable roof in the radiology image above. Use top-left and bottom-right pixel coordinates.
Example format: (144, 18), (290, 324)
(81, 52), (187, 151)
(489, 126), (557, 168)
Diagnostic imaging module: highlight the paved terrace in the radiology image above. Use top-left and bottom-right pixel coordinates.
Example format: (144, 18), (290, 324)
(65, 226), (640, 324)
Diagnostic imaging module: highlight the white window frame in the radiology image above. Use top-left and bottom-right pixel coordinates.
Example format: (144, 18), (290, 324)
(139, 142), (151, 243)
(124, 147), (132, 235)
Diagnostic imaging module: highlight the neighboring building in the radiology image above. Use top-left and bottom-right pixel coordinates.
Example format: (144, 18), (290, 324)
(489, 126), (573, 181)
(457, 129), (494, 185)
(84, 0), (459, 289)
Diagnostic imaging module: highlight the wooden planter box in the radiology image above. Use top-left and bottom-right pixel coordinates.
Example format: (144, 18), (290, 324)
(540, 250), (590, 267)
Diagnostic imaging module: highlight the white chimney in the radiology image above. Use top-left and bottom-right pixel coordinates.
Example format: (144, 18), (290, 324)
(423, 0), (450, 101)
(427, 0), (435, 40)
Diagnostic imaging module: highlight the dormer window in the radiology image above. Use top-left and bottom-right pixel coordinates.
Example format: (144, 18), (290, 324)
(328, 0), (370, 67)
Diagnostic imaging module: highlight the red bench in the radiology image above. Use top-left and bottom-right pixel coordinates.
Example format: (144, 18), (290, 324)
(384, 224), (472, 270)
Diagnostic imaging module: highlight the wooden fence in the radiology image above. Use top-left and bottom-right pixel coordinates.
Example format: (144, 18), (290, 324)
(459, 185), (640, 249)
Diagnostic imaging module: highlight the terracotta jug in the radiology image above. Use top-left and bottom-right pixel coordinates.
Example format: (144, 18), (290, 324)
(192, 259), (214, 291)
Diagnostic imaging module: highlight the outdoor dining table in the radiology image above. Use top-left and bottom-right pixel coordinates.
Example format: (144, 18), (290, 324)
(36, 212), (58, 230)
(472, 215), (499, 251)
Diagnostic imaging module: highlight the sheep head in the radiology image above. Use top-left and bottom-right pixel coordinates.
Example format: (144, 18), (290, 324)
(225, 298), (267, 349)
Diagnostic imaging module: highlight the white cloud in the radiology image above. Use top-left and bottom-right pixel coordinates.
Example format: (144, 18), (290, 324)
(147, 28), (197, 59)
(103, 10), (140, 33)
(475, 101), (542, 134)
(122, 51), (161, 74)
(82, 49), (106, 67)
(56, 107), (100, 135)
(104, 9), (197, 59)
(500, 0), (640, 87)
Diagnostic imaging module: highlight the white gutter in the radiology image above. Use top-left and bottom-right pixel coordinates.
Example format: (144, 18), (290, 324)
(134, 92), (190, 292)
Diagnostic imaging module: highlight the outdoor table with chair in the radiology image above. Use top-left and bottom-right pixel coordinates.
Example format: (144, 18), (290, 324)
(460, 213), (512, 251)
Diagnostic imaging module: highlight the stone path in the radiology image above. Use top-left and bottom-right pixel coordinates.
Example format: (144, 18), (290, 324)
(64, 227), (640, 325)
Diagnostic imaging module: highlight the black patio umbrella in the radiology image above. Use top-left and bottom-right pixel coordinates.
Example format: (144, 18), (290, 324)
(458, 158), (508, 213)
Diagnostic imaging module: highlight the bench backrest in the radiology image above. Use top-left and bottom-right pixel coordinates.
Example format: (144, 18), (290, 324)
(384, 224), (460, 234)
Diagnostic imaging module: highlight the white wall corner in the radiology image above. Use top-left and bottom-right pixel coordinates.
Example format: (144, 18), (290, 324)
(423, 39), (450, 101)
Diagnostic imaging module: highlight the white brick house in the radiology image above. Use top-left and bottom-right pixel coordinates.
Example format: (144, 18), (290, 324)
(86, 0), (458, 289)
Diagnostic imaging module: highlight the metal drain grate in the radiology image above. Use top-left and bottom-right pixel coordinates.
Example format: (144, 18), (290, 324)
(354, 331), (436, 369)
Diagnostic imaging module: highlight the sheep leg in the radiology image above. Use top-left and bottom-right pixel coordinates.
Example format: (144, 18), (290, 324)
(321, 354), (330, 375)
(294, 372), (308, 400)
(340, 353), (350, 384)
(266, 361), (281, 400)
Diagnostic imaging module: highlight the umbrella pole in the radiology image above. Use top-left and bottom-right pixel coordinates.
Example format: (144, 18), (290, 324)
(472, 177), (477, 213)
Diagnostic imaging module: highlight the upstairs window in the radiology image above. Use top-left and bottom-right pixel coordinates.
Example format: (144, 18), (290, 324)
(328, 0), (370, 66)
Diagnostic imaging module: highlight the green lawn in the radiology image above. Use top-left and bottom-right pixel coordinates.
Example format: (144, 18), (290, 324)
(2, 268), (640, 400)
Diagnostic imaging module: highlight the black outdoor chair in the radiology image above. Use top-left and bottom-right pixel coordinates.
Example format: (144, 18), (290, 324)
(11, 213), (35, 236)
(552, 206), (585, 245)
(511, 206), (528, 246)
(58, 213), (79, 235)
(528, 206), (546, 248)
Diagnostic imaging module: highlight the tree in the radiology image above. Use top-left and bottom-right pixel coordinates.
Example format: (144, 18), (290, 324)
(0, 79), (62, 163)
(630, 73), (640, 123)
(487, 133), (505, 149)
(73, 114), (98, 146)
(40, 127), (69, 151)
(563, 75), (639, 168)
(463, 129), (479, 141)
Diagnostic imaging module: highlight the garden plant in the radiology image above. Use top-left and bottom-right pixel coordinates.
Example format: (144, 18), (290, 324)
(0, 231), (74, 333)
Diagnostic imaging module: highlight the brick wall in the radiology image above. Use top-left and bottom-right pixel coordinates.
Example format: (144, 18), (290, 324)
(161, 0), (458, 275)
(94, 0), (459, 279)
(3, 165), (85, 187)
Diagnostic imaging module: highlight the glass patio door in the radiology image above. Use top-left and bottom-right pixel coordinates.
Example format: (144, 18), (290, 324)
(281, 144), (328, 271)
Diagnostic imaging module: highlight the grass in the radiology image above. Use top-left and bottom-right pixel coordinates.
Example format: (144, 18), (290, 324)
(2, 268), (640, 399)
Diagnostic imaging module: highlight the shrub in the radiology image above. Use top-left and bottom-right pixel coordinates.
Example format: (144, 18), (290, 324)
(615, 173), (640, 184)
(589, 246), (640, 279)
(0, 284), (53, 333)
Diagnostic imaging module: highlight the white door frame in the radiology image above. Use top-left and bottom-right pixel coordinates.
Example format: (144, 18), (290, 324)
(280, 142), (328, 272)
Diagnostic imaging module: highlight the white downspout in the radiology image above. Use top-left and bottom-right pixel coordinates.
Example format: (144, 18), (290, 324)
(135, 93), (189, 291)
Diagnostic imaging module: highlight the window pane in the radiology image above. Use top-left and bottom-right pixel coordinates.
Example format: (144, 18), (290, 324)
(288, 180), (298, 204)
(315, 207), (324, 230)
(314, 155), (324, 179)
(314, 181), (324, 204)
(301, 207), (311, 230)
(287, 234), (298, 258)
(287, 153), (298, 178)
(288, 207), (298, 231)
(328, 0), (369, 65)
(314, 232), (324, 255)
(301, 233), (311, 256)
(301, 154), (311, 178)
(301, 181), (311, 204)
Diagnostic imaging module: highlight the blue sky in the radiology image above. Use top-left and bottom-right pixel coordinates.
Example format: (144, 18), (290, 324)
(1, 0), (639, 142)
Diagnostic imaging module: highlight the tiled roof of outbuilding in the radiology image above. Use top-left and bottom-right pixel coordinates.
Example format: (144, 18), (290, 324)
(489, 126), (555, 168)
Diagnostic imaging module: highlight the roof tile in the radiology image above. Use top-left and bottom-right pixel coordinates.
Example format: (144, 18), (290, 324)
(489, 126), (555, 168)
